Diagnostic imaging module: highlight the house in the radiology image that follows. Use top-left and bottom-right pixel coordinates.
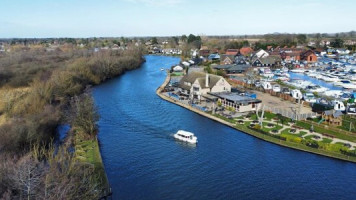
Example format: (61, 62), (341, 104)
(234, 56), (249, 65)
(252, 56), (281, 67)
(178, 72), (231, 101)
(253, 49), (269, 58)
(209, 92), (262, 113)
(300, 50), (317, 63)
(225, 49), (239, 56)
(220, 54), (235, 65)
(239, 47), (254, 56)
(322, 110), (343, 126)
(281, 51), (301, 61)
(214, 64), (251, 74)
(208, 53), (220, 61)
(199, 49), (210, 57)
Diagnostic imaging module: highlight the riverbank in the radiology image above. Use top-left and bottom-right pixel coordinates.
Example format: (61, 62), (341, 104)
(156, 72), (356, 163)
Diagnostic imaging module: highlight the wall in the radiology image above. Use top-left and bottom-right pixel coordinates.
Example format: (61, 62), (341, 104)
(211, 78), (232, 93)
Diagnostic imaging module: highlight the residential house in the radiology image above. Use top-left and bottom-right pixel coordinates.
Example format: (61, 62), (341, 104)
(220, 54), (235, 65)
(300, 50), (317, 63)
(252, 56), (281, 67)
(239, 47), (254, 56)
(234, 56), (249, 65)
(270, 47), (304, 62)
(178, 72), (231, 101)
(322, 110), (343, 126)
(225, 49), (239, 56)
(253, 49), (269, 58)
(214, 64), (251, 74)
(209, 92), (262, 113)
(162, 48), (182, 55)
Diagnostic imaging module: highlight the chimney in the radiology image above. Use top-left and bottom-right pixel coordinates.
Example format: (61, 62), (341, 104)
(205, 73), (209, 88)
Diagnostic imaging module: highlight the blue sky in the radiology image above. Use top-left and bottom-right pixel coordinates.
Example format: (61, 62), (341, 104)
(1, 0), (356, 38)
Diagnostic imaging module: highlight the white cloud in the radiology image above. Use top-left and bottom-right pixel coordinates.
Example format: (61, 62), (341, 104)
(124, 0), (183, 6)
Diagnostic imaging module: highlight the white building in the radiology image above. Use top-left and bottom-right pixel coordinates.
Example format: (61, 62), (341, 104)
(179, 72), (231, 101)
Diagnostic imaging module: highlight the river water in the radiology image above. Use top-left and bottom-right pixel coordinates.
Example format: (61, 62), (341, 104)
(93, 55), (356, 200)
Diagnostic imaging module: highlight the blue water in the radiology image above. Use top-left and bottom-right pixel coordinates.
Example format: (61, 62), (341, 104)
(289, 72), (342, 90)
(93, 56), (356, 200)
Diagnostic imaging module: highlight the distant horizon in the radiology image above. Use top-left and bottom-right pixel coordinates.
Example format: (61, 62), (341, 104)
(1, 0), (356, 38)
(1, 30), (355, 40)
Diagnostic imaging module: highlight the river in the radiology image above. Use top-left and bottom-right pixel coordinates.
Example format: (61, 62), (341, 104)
(93, 55), (356, 200)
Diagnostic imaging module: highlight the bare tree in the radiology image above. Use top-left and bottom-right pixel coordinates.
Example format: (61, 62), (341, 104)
(11, 155), (44, 200)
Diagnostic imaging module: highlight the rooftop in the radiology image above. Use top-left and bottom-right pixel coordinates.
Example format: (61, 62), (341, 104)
(209, 92), (261, 105)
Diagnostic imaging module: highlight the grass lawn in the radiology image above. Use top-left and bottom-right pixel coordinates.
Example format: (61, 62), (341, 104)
(171, 72), (183, 76)
(261, 122), (283, 133)
(304, 135), (315, 140)
(296, 121), (356, 142)
(298, 131), (308, 137)
(212, 114), (236, 124)
(74, 135), (109, 193)
(322, 138), (333, 143)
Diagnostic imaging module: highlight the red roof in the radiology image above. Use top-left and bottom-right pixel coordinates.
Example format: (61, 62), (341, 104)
(225, 49), (239, 56)
(239, 47), (253, 56)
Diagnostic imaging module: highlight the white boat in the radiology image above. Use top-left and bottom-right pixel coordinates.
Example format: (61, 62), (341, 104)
(174, 130), (198, 144)
(288, 79), (311, 89)
(334, 80), (356, 89)
(347, 74), (356, 81)
(276, 76), (289, 81)
(290, 68), (305, 73)
(261, 72), (274, 78)
(160, 68), (165, 71)
(322, 74), (339, 82)
(323, 90), (343, 98)
(305, 85), (328, 93)
(315, 74), (323, 79)
(307, 72), (318, 78)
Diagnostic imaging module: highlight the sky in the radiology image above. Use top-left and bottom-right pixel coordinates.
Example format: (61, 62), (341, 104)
(1, 0), (356, 38)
